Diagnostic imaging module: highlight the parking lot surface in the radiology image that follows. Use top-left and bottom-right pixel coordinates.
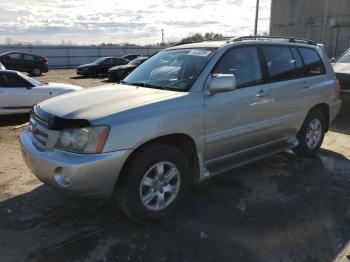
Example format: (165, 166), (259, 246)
(1, 69), (350, 262)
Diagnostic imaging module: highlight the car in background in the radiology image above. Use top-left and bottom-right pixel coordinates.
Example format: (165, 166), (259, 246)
(332, 48), (350, 90)
(0, 51), (48, 76)
(0, 70), (82, 115)
(108, 56), (149, 82)
(121, 54), (140, 61)
(0, 62), (5, 70)
(77, 57), (129, 77)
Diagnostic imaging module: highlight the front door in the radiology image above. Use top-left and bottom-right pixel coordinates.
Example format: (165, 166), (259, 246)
(204, 46), (274, 162)
(1, 72), (38, 110)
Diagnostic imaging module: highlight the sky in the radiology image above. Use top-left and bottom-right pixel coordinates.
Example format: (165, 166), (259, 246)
(0, 0), (271, 45)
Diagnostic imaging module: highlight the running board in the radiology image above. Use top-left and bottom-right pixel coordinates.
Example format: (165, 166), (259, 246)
(206, 138), (299, 177)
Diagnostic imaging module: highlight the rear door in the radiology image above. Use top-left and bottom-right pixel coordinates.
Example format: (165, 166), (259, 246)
(261, 45), (327, 139)
(204, 46), (274, 161)
(22, 53), (37, 72)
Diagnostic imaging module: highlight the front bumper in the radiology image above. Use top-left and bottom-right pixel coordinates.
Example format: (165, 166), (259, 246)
(20, 129), (131, 198)
(77, 68), (89, 75)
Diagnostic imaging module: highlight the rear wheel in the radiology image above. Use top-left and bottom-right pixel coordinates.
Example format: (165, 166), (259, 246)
(115, 144), (191, 223)
(30, 68), (41, 76)
(293, 109), (326, 157)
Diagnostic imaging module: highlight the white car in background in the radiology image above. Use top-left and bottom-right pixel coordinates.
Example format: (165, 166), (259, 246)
(0, 70), (83, 115)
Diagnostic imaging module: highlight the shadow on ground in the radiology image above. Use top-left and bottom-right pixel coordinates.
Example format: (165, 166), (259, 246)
(0, 114), (29, 127)
(1, 149), (350, 262)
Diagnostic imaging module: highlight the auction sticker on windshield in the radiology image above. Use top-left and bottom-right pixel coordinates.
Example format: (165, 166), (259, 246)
(188, 50), (212, 56)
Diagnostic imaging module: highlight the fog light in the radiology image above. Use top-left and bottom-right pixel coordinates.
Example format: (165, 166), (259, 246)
(54, 167), (71, 187)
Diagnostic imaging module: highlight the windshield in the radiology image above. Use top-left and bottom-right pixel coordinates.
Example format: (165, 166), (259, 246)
(19, 73), (42, 86)
(93, 58), (106, 64)
(123, 49), (215, 91)
(337, 49), (350, 63)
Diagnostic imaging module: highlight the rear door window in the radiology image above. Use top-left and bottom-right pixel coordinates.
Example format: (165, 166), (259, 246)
(103, 58), (113, 65)
(298, 48), (325, 76)
(114, 58), (125, 64)
(23, 54), (35, 61)
(213, 47), (262, 88)
(261, 46), (299, 82)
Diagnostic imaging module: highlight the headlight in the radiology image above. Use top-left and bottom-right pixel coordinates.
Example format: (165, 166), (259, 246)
(48, 126), (110, 153)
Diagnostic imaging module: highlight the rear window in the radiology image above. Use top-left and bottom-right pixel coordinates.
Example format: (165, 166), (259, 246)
(298, 48), (325, 76)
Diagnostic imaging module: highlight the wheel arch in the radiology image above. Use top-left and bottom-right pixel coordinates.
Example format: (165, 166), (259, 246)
(115, 133), (200, 190)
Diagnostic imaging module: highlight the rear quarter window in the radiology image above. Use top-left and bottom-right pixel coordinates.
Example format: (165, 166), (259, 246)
(298, 48), (326, 76)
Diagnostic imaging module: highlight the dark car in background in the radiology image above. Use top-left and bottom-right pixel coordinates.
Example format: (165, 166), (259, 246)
(0, 51), (48, 76)
(108, 56), (148, 82)
(77, 57), (129, 77)
(332, 48), (350, 90)
(121, 54), (140, 61)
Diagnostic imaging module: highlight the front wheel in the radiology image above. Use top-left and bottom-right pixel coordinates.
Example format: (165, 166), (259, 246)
(293, 109), (326, 157)
(115, 144), (191, 223)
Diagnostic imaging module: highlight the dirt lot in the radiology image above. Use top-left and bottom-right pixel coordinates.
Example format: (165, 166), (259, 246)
(1, 69), (350, 262)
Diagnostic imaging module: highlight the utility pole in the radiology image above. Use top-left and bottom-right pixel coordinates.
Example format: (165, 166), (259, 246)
(254, 0), (260, 35)
(161, 29), (164, 45)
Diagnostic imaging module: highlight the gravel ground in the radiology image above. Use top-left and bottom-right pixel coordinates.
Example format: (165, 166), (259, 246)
(1, 70), (350, 262)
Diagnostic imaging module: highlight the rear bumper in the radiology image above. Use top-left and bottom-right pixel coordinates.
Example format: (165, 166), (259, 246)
(20, 129), (131, 198)
(329, 99), (342, 123)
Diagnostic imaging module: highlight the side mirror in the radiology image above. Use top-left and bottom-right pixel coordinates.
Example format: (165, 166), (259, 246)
(330, 57), (336, 63)
(207, 74), (236, 95)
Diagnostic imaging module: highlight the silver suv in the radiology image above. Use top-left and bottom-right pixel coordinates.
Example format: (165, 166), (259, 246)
(21, 36), (342, 222)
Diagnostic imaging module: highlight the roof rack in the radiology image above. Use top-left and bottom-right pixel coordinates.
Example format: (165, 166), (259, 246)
(229, 35), (317, 45)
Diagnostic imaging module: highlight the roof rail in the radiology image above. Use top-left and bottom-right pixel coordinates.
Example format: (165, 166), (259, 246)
(171, 36), (235, 47)
(229, 35), (317, 45)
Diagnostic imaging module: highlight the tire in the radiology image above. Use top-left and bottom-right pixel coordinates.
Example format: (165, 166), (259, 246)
(293, 109), (326, 157)
(115, 144), (191, 223)
(30, 68), (41, 76)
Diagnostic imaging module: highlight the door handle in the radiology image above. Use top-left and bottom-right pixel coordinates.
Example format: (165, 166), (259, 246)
(256, 89), (270, 98)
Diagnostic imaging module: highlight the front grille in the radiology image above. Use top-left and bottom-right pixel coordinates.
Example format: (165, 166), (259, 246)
(29, 114), (49, 147)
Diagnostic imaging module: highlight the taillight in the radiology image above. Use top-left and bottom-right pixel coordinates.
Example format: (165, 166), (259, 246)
(336, 79), (340, 98)
(43, 58), (48, 65)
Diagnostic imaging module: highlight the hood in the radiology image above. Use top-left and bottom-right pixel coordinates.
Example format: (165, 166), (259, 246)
(37, 84), (184, 121)
(77, 63), (97, 69)
(109, 64), (136, 72)
(39, 82), (83, 91)
(332, 63), (350, 74)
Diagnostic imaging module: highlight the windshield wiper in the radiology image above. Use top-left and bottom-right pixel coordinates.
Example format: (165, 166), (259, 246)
(122, 81), (170, 91)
